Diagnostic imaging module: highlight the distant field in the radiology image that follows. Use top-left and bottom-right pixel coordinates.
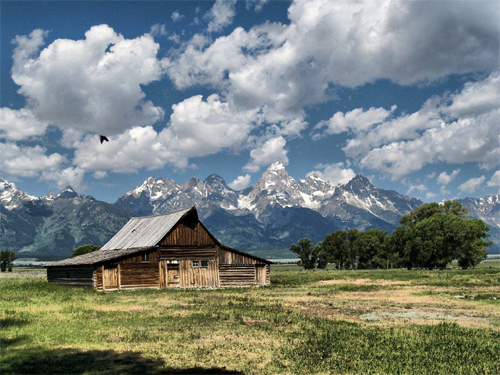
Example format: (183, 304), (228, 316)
(1, 263), (499, 375)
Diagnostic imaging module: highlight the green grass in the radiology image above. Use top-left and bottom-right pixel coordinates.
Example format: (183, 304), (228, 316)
(1, 265), (499, 374)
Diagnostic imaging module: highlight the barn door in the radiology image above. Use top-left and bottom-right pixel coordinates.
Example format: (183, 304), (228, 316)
(103, 265), (119, 289)
(167, 263), (180, 288)
(255, 265), (266, 286)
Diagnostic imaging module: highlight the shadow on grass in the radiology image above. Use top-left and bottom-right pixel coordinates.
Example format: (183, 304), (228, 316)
(2, 348), (245, 375)
(0, 336), (29, 348)
(0, 318), (29, 328)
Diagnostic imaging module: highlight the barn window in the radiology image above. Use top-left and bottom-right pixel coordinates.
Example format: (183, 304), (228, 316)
(201, 261), (208, 267)
(193, 261), (199, 267)
(142, 253), (150, 262)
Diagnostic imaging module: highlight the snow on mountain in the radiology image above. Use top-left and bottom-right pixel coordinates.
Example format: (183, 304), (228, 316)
(458, 195), (500, 229)
(0, 178), (36, 210)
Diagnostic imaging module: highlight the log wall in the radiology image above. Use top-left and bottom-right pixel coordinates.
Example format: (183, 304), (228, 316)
(160, 248), (216, 260)
(218, 248), (259, 265)
(161, 222), (216, 247)
(120, 262), (159, 289)
(47, 267), (94, 287)
(219, 264), (256, 287)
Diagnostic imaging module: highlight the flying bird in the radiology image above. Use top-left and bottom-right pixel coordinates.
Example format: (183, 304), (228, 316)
(100, 135), (109, 144)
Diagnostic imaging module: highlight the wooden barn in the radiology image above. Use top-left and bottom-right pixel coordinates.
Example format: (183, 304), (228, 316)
(47, 207), (271, 290)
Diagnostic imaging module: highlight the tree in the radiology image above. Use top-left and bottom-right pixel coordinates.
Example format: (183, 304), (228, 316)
(314, 242), (329, 269)
(71, 244), (101, 258)
(290, 238), (317, 269)
(395, 201), (490, 269)
(1, 250), (16, 272)
(354, 229), (388, 269)
(322, 230), (348, 269)
(454, 219), (491, 268)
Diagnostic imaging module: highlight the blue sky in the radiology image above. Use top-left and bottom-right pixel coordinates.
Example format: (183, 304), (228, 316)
(1, 0), (499, 202)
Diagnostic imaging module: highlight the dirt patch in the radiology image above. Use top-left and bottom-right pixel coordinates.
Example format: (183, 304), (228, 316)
(318, 278), (412, 286)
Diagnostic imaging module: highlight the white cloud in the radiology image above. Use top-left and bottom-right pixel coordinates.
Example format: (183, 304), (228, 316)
(458, 176), (486, 194)
(314, 106), (395, 139)
(228, 174), (251, 190)
(73, 126), (178, 173)
(0, 143), (64, 178)
(150, 24), (167, 37)
(340, 73), (500, 176)
(164, 94), (257, 160)
(41, 167), (85, 191)
(171, 11), (185, 22)
(426, 192), (436, 200)
(308, 162), (356, 186)
(406, 184), (427, 195)
(487, 170), (500, 188)
(246, 0), (268, 12)
(205, 0), (237, 33)
(437, 169), (460, 186)
(0, 108), (49, 140)
(167, 0), (498, 124)
(244, 136), (288, 172)
(11, 25), (164, 137)
(72, 94), (259, 173)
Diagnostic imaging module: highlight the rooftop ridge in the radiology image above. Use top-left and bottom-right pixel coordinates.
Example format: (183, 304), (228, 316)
(130, 206), (194, 220)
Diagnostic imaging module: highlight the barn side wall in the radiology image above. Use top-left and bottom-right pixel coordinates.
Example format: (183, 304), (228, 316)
(94, 249), (160, 291)
(47, 267), (94, 287)
(217, 247), (271, 287)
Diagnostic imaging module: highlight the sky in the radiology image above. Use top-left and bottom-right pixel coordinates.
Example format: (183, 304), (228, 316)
(1, 0), (499, 203)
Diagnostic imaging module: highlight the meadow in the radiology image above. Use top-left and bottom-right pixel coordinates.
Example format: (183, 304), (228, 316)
(1, 262), (499, 375)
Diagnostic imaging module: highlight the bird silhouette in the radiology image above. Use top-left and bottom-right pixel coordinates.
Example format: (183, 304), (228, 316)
(99, 135), (109, 144)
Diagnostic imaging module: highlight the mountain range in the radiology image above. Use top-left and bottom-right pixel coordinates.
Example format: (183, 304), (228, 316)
(1, 162), (498, 259)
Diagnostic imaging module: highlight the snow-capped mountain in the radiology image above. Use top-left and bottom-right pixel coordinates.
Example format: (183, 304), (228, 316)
(0, 178), (36, 210)
(116, 162), (423, 230)
(458, 195), (500, 229)
(1, 165), (499, 260)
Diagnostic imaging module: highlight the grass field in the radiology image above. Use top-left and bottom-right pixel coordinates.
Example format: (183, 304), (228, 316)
(1, 262), (499, 374)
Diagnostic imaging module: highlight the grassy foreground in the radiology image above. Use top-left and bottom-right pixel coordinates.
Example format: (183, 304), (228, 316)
(1, 263), (499, 375)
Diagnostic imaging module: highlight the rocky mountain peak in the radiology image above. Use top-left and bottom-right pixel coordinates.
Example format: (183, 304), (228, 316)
(56, 186), (79, 200)
(204, 174), (232, 192)
(344, 174), (375, 191)
(267, 161), (287, 171)
(0, 178), (36, 210)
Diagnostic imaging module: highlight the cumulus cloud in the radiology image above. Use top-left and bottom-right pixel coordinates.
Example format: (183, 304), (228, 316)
(0, 108), (49, 140)
(166, 0), (498, 123)
(437, 169), (460, 186)
(406, 184), (427, 195)
(228, 174), (252, 190)
(205, 0), (237, 33)
(164, 94), (257, 160)
(150, 23), (167, 37)
(244, 136), (288, 172)
(72, 94), (259, 172)
(0, 143), (64, 178)
(314, 106), (396, 139)
(332, 73), (500, 176)
(41, 167), (86, 191)
(458, 176), (486, 194)
(171, 11), (185, 22)
(487, 171), (500, 189)
(11, 25), (165, 137)
(308, 162), (356, 186)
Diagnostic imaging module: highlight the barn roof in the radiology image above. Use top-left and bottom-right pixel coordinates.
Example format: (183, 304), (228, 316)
(47, 247), (155, 267)
(101, 207), (193, 250)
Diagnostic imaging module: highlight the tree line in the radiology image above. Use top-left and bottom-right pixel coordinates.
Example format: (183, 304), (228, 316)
(290, 201), (491, 270)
